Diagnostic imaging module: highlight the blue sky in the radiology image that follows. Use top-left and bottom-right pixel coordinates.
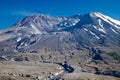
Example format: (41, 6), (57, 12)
(0, 0), (120, 30)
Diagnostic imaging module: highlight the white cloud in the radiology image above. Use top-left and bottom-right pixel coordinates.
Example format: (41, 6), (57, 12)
(12, 11), (38, 16)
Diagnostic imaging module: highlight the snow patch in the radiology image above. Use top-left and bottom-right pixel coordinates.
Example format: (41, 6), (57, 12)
(110, 27), (118, 34)
(61, 19), (80, 27)
(47, 21), (53, 27)
(98, 27), (106, 34)
(101, 34), (106, 37)
(17, 37), (21, 42)
(114, 25), (120, 30)
(91, 12), (120, 29)
(30, 24), (41, 34)
(98, 19), (103, 26)
(98, 13), (120, 26)
(93, 25), (97, 29)
(84, 28), (88, 31)
(72, 19), (80, 26)
(93, 25), (106, 34)
(89, 31), (100, 39)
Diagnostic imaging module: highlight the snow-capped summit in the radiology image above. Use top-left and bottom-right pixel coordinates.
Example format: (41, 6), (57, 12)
(90, 12), (120, 27)
(0, 12), (120, 53)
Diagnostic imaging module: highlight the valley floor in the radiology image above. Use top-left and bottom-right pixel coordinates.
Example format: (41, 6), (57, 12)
(0, 61), (120, 80)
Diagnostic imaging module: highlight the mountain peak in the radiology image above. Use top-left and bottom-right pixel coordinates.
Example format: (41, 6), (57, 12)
(33, 14), (52, 18)
(89, 12), (120, 26)
(89, 12), (103, 17)
(23, 14), (53, 21)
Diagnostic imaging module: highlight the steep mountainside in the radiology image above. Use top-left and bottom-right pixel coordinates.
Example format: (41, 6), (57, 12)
(0, 12), (120, 53)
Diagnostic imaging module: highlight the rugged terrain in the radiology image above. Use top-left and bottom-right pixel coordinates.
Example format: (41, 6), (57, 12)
(0, 12), (120, 79)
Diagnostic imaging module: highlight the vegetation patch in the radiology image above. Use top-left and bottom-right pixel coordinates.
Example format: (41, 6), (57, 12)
(107, 52), (120, 62)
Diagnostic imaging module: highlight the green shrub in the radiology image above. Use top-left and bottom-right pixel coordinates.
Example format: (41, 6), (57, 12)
(108, 52), (120, 62)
